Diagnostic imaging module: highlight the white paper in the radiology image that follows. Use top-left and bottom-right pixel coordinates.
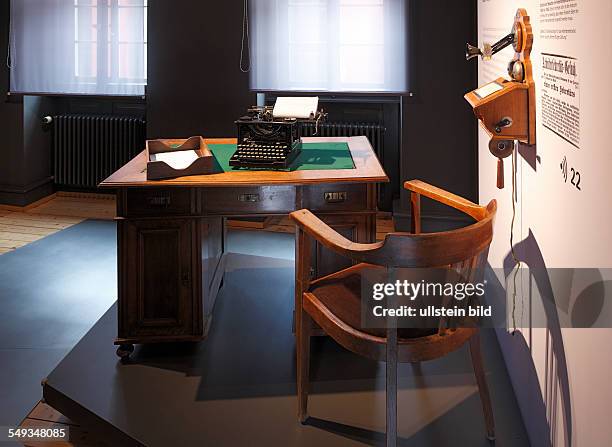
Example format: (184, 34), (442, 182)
(150, 150), (199, 170)
(273, 97), (319, 119)
(475, 82), (504, 99)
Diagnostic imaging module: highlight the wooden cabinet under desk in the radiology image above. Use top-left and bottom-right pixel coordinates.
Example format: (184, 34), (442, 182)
(102, 137), (388, 358)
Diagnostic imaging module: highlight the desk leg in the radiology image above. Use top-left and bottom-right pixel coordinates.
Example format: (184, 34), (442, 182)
(201, 216), (226, 337)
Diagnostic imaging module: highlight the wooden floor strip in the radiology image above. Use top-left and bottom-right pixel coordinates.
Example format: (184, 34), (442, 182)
(26, 402), (75, 426)
(0, 212), (84, 224)
(0, 194), (100, 255)
(0, 239), (30, 249)
(19, 401), (107, 447)
(0, 231), (41, 242)
(0, 219), (74, 230)
(0, 224), (58, 236)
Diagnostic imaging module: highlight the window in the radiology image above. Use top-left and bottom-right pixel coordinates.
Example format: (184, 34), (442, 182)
(250, 0), (408, 93)
(9, 0), (147, 96)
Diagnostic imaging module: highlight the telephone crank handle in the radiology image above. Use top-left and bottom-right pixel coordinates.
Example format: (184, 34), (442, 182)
(497, 158), (505, 189)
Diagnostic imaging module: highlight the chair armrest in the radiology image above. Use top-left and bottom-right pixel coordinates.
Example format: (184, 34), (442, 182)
(404, 180), (488, 221)
(289, 209), (383, 260)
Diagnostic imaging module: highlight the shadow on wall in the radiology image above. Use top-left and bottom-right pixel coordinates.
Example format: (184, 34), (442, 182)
(493, 230), (584, 447)
(500, 230), (609, 446)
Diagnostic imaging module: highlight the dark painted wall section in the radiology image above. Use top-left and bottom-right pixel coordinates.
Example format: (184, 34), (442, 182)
(399, 0), (478, 219)
(0, 0), (25, 191)
(23, 96), (54, 188)
(146, 0), (255, 139)
(0, 0), (54, 205)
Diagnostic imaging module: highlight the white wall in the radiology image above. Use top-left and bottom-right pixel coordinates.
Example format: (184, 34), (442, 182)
(476, 1), (612, 446)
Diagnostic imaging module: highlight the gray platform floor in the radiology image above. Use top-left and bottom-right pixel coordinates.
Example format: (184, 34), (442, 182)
(0, 220), (118, 426)
(45, 254), (529, 446)
(1, 221), (529, 446)
(0, 222), (293, 427)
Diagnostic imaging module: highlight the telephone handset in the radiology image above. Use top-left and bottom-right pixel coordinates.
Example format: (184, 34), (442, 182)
(464, 9), (536, 189)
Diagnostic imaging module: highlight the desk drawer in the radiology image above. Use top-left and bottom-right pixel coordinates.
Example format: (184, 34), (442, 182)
(122, 188), (196, 217)
(302, 184), (370, 212)
(202, 186), (296, 215)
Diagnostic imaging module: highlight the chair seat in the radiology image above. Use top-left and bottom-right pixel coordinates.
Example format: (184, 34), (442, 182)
(306, 263), (438, 340)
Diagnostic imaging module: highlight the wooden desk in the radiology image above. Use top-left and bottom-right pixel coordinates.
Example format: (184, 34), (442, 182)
(101, 137), (388, 358)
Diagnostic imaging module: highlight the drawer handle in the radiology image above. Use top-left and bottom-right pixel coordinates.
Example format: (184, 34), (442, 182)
(147, 195), (172, 207)
(238, 193), (260, 203)
(324, 192), (347, 203)
(181, 269), (191, 286)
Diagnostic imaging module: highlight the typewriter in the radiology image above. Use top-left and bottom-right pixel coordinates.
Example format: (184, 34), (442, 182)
(230, 97), (326, 170)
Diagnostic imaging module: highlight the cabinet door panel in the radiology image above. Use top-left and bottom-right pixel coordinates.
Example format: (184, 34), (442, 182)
(139, 227), (182, 324)
(122, 219), (196, 338)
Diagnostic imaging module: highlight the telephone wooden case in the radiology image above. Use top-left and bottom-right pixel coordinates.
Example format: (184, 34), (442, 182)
(465, 8), (536, 189)
(465, 77), (535, 144)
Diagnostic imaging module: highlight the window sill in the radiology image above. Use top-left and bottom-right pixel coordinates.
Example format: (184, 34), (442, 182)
(7, 92), (146, 101)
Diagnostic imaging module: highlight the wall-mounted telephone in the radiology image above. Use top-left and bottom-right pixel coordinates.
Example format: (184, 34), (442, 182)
(465, 9), (536, 189)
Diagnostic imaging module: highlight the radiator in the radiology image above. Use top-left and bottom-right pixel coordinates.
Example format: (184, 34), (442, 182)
(52, 115), (146, 189)
(301, 122), (385, 160)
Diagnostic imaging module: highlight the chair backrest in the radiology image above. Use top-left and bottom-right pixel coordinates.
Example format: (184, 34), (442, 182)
(352, 182), (496, 272)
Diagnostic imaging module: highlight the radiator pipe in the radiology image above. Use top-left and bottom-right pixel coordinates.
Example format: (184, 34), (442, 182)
(42, 116), (53, 125)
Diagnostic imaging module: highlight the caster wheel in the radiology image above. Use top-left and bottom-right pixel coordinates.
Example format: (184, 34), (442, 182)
(116, 344), (134, 360)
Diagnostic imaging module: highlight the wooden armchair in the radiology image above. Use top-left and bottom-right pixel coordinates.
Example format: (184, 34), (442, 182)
(290, 180), (497, 446)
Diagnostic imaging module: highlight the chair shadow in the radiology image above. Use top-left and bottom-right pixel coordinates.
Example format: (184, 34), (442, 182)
(304, 410), (495, 447)
(496, 228), (610, 447)
(304, 417), (386, 446)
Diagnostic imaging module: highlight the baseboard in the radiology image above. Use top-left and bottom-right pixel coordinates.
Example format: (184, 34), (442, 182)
(0, 178), (54, 207)
(0, 193), (57, 212)
(56, 191), (116, 201)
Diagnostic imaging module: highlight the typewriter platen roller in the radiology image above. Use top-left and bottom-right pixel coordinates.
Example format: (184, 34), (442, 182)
(230, 98), (326, 170)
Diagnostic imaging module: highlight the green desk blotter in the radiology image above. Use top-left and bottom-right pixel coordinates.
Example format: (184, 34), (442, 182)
(206, 142), (356, 172)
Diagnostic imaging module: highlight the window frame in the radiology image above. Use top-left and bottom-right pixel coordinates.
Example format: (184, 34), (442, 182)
(73, 0), (147, 92)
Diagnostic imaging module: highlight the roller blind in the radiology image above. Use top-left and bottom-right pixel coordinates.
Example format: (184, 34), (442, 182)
(9, 0), (147, 96)
(249, 0), (408, 93)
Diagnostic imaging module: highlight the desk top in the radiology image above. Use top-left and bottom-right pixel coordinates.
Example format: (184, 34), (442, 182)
(100, 136), (388, 188)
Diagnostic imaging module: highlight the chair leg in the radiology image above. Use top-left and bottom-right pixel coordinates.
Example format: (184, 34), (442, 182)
(386, 328), (398, 447)
(469, 332), (495, 441)
(297, 308), (311, 423)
